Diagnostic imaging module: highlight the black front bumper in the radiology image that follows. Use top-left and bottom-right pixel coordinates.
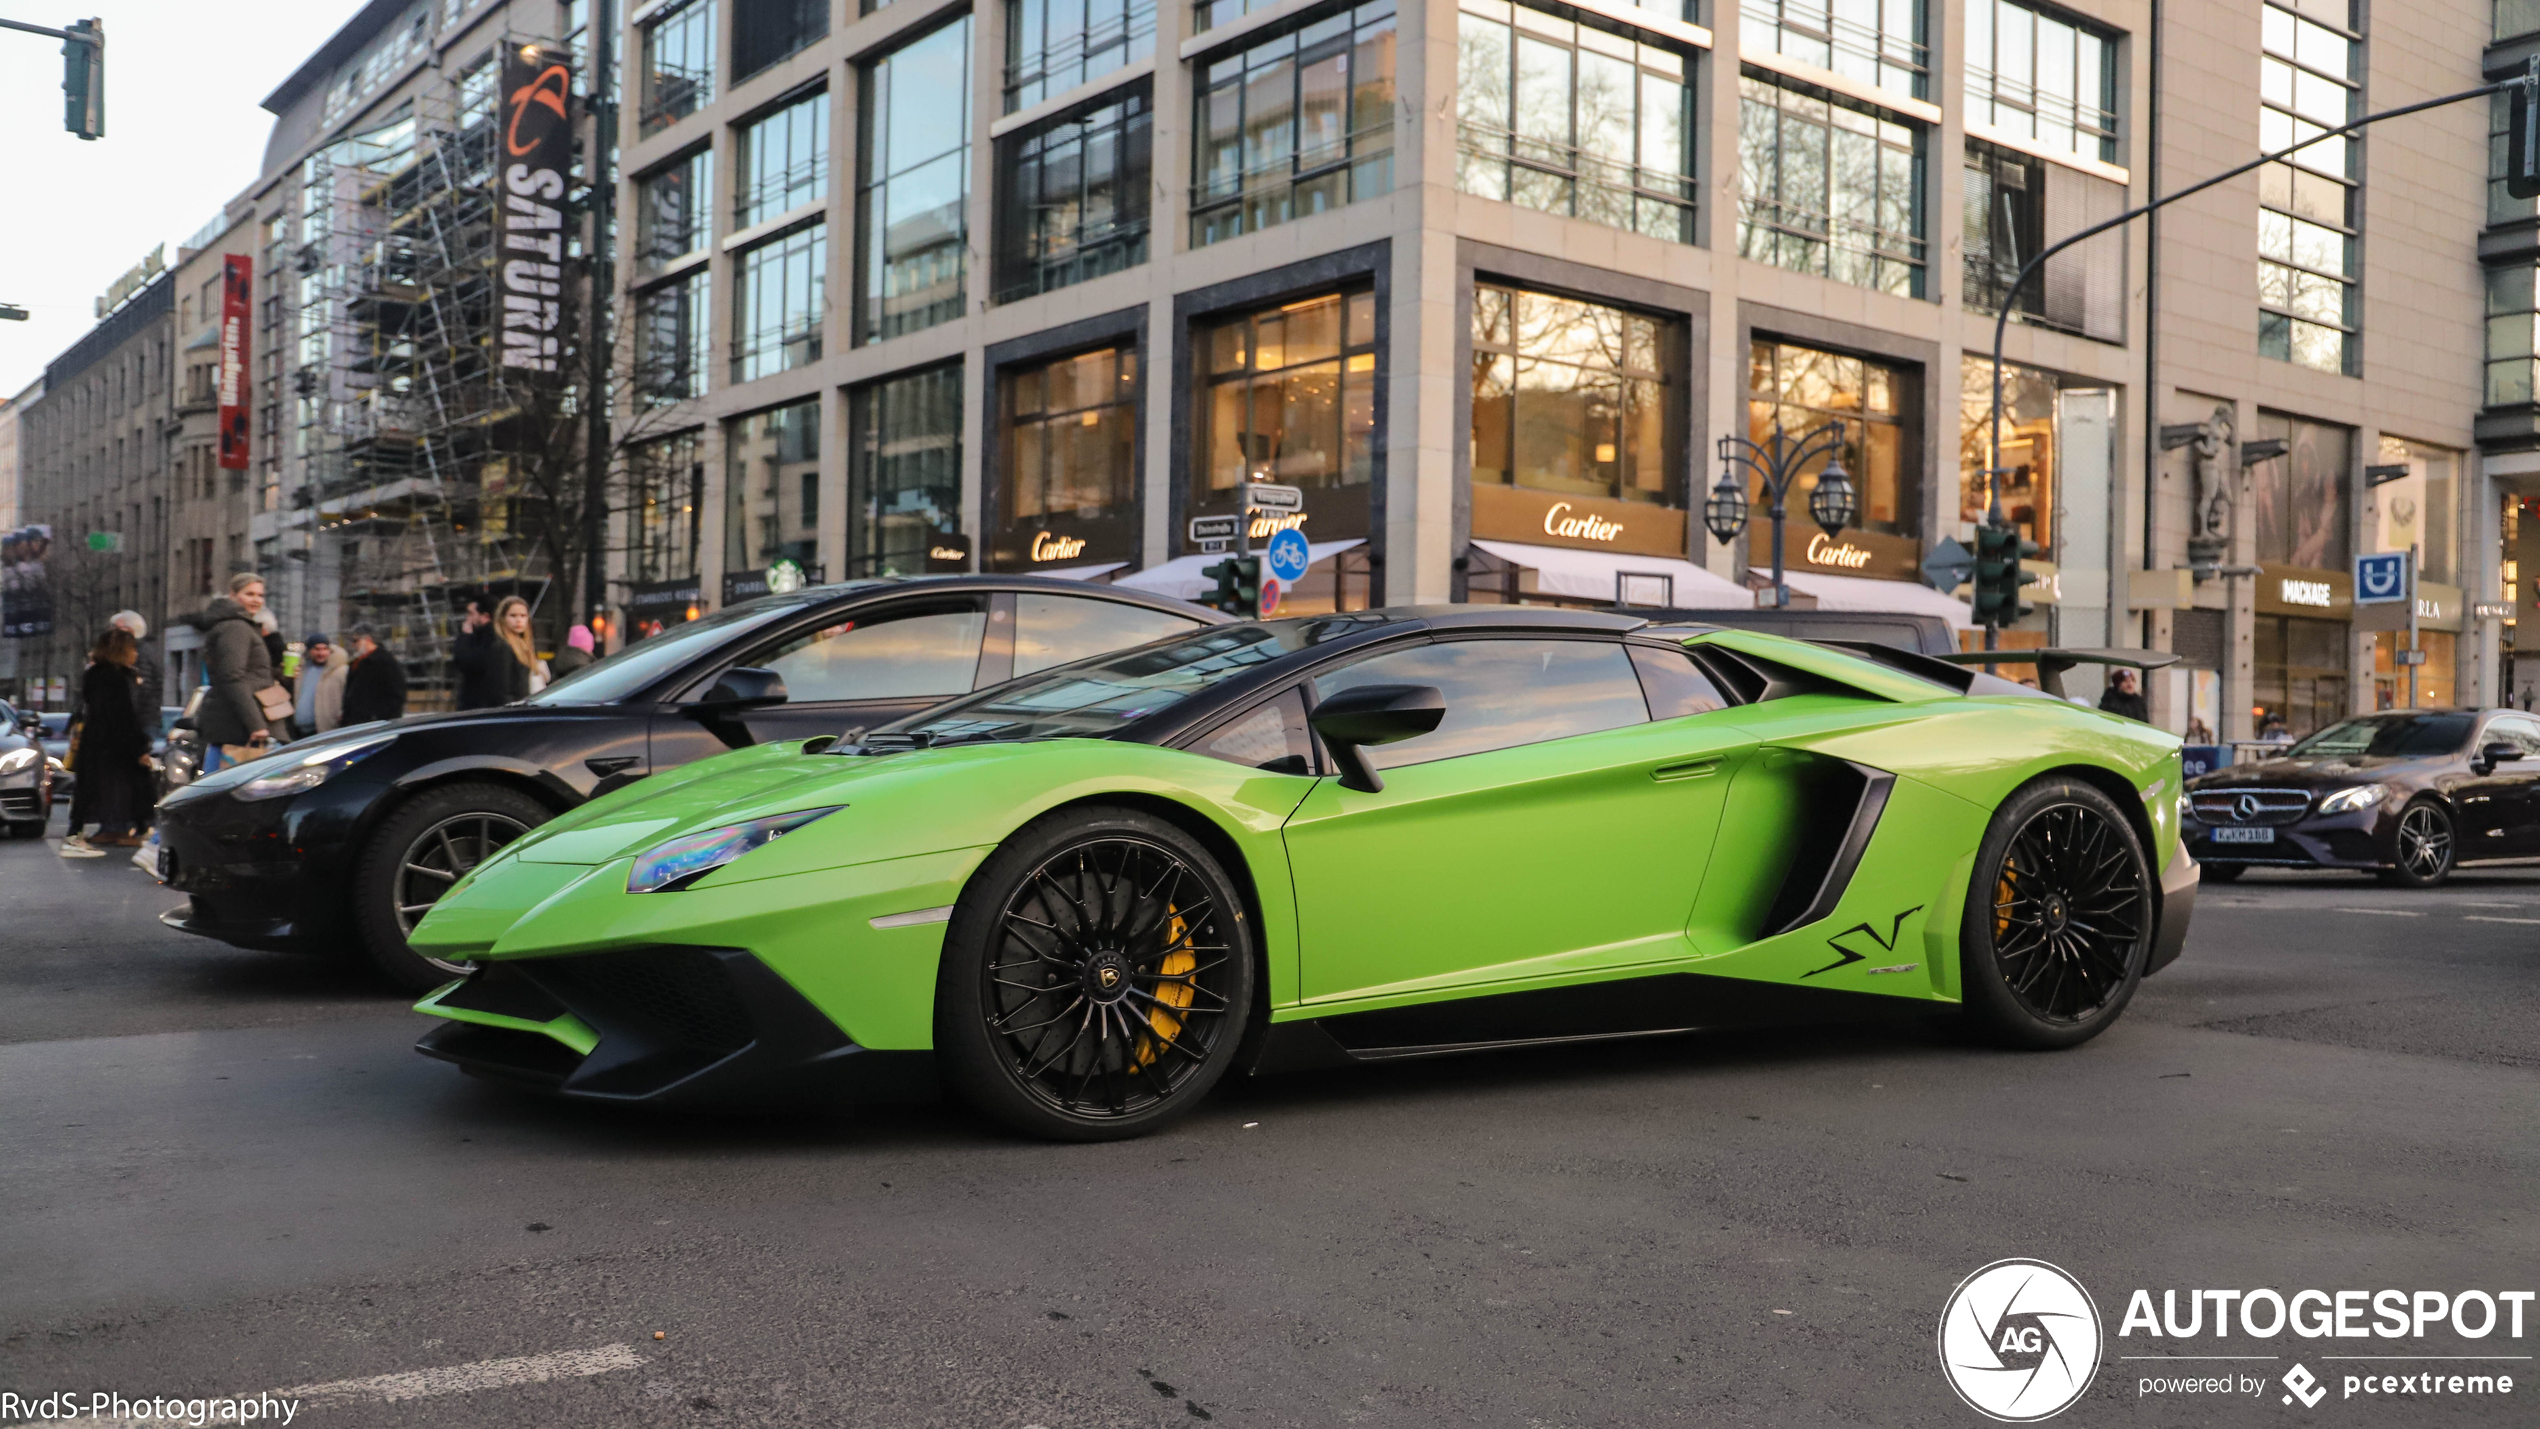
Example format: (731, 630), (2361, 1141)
(154, 784), (367, 951)
(417, 946), (937, 1106)
(2184, 818), (2383, 870)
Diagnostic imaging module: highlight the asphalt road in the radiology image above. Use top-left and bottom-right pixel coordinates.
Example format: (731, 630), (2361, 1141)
(1, 818), (2533, 1428)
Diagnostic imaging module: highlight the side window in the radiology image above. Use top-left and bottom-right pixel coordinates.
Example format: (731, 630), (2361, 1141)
(1314, 638), (1649, 769)
(746, 600), (988, 702)
(1012, 595), (1203, 677)
(2487, 716), (2540, 755)
(1189, 688), (1316, 775)
(1628, 644), (1730, 720)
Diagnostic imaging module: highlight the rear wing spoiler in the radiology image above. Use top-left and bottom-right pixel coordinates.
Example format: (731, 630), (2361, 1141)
(1930, 647), (2181, 700)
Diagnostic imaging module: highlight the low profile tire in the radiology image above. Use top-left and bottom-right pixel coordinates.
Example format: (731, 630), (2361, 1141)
(935, 806), (1257, 1142)
(2376, 799), (2455, 888)
(353, 781), (550, 994)
(1960, 777), (2153, 1051)
(2200, 863), (2245, 883)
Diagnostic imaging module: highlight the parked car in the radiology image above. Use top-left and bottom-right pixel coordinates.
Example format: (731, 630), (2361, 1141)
(408, 606), (2195, 1139)
(155, 576), (1226, 990)
(2183, 708), (2540, 886)
(0, 700), (57, 837)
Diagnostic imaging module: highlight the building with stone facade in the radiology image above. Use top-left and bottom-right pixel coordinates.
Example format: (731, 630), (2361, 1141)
(601, 0), (2519, 741)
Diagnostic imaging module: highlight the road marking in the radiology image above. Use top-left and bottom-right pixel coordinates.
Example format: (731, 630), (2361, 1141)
(2330, 908), (2424, 916)
(2464, 915), (2540, 925)
(87, 1344), (646, 1425)
(2458, 901), (2528, 907)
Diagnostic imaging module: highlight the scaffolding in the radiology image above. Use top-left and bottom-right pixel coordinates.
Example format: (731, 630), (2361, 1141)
(290, 45), (568, 706)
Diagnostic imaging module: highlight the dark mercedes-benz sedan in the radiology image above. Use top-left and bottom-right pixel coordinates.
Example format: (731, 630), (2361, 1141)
(2182, 709), (2540, 886)
(154, 576), (1221, 990)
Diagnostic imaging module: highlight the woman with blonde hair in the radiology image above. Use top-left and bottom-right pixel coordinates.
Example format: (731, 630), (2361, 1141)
(452, 594), (549, 705)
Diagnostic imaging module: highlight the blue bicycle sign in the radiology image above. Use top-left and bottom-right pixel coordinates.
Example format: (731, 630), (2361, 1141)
(1266, 527), (1311, 585)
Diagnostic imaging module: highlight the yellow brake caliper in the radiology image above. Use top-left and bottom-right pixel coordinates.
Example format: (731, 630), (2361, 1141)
(1140, 905), (1196, 1066)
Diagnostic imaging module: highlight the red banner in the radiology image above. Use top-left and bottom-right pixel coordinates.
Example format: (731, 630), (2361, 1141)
(217, 254), (250, 470)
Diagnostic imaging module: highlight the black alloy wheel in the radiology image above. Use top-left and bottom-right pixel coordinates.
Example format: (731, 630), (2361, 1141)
(1960, 778), (2152, 1049)
(353, 780), (552, 993)
(937, 808), (1255, 1140)
(2378, 800), (2455, 888)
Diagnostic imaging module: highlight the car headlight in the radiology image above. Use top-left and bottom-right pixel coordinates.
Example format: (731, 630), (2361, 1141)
(0, 747), (36, 776)
(233, 733), (395, 802)
(2316, 784), (2389, 815)
(627, 806), (843, 894)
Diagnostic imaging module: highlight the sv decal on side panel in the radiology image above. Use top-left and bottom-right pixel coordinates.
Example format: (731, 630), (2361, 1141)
(1804, 905), (1924, 978)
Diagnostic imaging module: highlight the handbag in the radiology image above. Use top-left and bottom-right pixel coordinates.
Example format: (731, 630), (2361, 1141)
(254, 683), (294, 725)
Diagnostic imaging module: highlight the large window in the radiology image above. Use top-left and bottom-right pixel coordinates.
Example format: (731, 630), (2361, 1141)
(636, 268), (712, 404)
(995, 92), (1153, 302)
(2371, 436), (2456, 584)
(2250, 410), (2351, 570)
(1749, 339), (1910, 538)
(1005, 346), (1139, 528)
(1962, 138), (2124, 340)
(640, 0), (717, 136)
(2487, 265), (2540, 408)
(636, 148), (715, 273)
(1006, 0), (1156, 112)
(1964, 0), (2116, 163)
(1739, 75), (1926, 297)
(1319, 639), (1650, 768)
(860, 20), (973, 343)
(726, 398), (821, 575)
(733, 221), (825, 382)
(1197, 291), (1377, 502)
(850, 365), (964, 576)
(1470, 284), (1676, 507)
(1743, 0), (1926, 101)
(1958, 354), (2056, 549)
(735, 0), (827, 83)
(2259, 0), (2359, 375)
(738, 90), (830, 229)
(1454, 0), (1694, 243)
(1191, 0), (1396, 247)
(628, 429), (704, 581)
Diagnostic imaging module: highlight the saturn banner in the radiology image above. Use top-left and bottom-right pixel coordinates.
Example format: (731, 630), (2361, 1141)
(496, 47), (573, 377)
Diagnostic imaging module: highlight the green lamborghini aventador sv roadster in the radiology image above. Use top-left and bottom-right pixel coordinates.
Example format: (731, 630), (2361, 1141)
(409, 606), (2196, 1140)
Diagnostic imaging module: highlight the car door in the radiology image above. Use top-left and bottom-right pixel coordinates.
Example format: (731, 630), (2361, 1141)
(2475, 714), (2540, 856)
(1280, 635), (1758, 1004)
(650, 594), (994, 766)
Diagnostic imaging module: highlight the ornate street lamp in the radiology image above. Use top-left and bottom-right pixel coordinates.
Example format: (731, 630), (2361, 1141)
(1706, 421), (1851, 608)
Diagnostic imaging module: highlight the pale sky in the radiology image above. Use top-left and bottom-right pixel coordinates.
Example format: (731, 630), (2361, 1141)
(0, 1), (367, 397)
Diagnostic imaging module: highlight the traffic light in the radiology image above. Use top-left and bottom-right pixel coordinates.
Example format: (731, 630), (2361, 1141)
(1971, 520), (2040, 626)
(1195, 555), (1262, 618)
(62, 19), (102, 141)
(2512, 57), (2540, 200)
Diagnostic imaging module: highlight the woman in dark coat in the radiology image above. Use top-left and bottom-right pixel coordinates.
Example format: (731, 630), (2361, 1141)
(74, 629), (153, 846)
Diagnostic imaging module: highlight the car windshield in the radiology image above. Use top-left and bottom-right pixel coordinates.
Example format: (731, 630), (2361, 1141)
(2286, 713), (2474, 759)
(876, 615), (1389, 745)
(524, 591), (854, 705)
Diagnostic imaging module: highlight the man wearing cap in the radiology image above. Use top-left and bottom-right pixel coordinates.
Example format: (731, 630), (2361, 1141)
(339, 625), (407, 726)
(295, 633), (350, 735)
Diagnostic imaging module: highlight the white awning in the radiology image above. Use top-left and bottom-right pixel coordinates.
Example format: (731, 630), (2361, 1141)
(1032, 561), (1129, 582)
(1782, 569), (1977, 628)
(1113, 539), (1365, 600)
(1468, 539), (1751, 608)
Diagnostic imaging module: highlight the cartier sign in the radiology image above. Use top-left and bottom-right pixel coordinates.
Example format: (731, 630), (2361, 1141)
(1748, 524), (1921, 582)
(1805, 532), (1875, 569)
(1029, 531), (1088, 562)
(1472, 483), (1684, 557)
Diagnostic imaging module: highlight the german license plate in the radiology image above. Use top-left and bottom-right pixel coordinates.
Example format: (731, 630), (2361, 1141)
(2211, 826), (2275, 845)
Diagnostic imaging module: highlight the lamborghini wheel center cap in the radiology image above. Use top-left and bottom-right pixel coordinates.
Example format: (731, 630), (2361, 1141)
(2042, 893), (2070, 932)
(1084, 951), (1133, 1003)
